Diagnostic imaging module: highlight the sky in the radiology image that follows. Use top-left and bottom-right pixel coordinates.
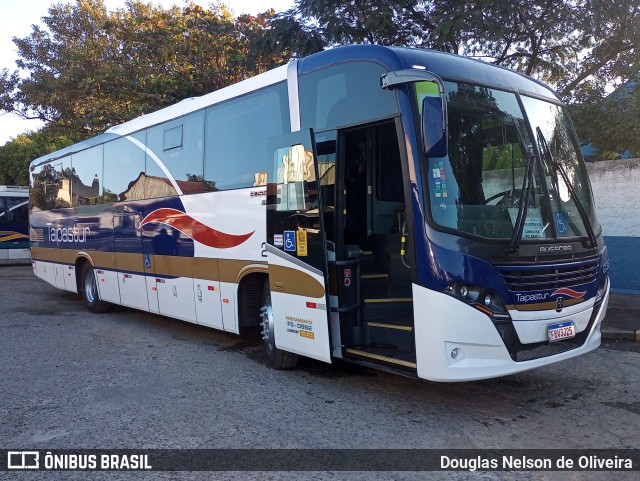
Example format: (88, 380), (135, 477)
(0, 0), (295, 146)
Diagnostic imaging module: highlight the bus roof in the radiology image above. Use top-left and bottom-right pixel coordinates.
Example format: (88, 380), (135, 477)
(30, 45), (561, 169)
(30, 64), (288, 169)
(105, 63), (289, 138)
(0, 185), (29, 195)
(298, 45), (561, 102)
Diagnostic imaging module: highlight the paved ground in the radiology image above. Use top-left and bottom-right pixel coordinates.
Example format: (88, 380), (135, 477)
(1, 265), (639, 480)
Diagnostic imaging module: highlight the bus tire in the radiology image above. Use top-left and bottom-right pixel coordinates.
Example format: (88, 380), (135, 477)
(82, 264), (111, 313)
(260, 279), (299, 369)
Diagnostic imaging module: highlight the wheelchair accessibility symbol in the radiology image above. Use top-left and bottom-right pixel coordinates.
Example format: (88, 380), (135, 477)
(283, 231), (296, 252)
(555, 212), (568, 234)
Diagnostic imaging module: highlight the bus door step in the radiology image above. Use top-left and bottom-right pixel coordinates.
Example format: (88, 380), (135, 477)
(360, 272), (390, 297)
(366, 320), (414, 352)
(345, 346), (416, 370)
(363, 297), (413, 322)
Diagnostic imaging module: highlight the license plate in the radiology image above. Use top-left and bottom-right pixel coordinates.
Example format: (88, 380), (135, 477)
(547, 321), (576, 342)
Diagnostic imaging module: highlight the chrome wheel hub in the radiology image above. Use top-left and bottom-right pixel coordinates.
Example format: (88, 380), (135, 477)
(84, 270), (97, 303)
(260, 298), (274, 351)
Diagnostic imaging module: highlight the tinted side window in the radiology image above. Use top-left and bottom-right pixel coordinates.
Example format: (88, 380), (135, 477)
(103, 133), (146, 202)
(31, 163), (54, 211)
(204, 82), (289, 191)
(72, 145), (104, 205)
(54, 157), (74, 208)
(146, 111), (205, 197)
(299, 62), (398, 130)
(4, 197), (29, 223)
(30, 156), (73, 210)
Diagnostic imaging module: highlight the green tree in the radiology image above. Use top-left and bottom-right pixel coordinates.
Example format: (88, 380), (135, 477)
(0, 0), (306, 138)
(288, 0), (640, 101)
(570, 80), (640, 158)
(287, 0), (640, 154)
(0, 126), (79, 186)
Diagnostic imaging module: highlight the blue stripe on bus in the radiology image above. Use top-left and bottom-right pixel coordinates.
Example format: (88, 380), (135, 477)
(30, 195), (195, 258)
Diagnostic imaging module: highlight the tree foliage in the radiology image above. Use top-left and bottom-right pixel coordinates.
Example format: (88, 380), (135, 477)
(0, 126), (80, 185)
(289, 0), (640, 101)
(570, 79), (640, 158)
(0, 0), (323, 183)
(0, 0), (321, 137)
(0, 0), (637, 167)
(286, 0), (639, 155)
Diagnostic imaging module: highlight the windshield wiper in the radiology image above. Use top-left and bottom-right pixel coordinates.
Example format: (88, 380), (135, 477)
(536, 127), (597, 249)
(506, 125), (536, 254)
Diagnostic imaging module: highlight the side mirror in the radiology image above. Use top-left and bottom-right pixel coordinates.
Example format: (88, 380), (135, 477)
(422, 95), (447, 158)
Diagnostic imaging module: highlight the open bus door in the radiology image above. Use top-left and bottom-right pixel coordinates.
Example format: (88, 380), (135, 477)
(264, 130), (332, 364)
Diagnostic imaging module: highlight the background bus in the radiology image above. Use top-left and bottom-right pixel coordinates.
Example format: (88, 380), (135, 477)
(29, 45), (609, 382)
(0, 186), (30, 263)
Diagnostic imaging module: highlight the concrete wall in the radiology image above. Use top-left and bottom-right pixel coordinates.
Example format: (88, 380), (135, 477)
(587, 158), (640, 293)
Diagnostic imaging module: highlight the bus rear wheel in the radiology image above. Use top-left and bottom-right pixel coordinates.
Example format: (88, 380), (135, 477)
(82, 264), (111, 313)
(260, 279), (299, 369)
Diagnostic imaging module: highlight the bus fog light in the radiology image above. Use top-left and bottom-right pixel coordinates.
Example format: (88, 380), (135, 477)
(460, 286), (468, 298)
(451, 348), (461, 359)
(484, 294), (492, 307)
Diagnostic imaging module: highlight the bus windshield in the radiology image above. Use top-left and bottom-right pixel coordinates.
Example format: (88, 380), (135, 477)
(420, 81), (597, 242)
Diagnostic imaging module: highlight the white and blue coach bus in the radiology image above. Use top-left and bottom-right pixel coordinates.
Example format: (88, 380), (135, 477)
(29, 45), (609, 381)
(0, 185), (30, 262)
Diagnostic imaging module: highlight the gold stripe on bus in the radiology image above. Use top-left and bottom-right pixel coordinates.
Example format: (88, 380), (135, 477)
(114, 252), (145, 272)
(32, 247), (269, 285)
(268, 264), (325, 298)
(218, 259), (267, 284)
(59, 248), (111, 267)
(236, 263), (269, 281)
(192, 257), (220, 281)
(505, 297), (585, 311)
(364, 297), (412, 303)
(31, 246), (60, 262)
(367, 322), (413, 332)
(59, 248), (79, 264)
(0, 233), (29, 242)
(152, 255), (193, 278)
(89, 251), (116, 269)
(30, 246), (51, 261)
(345, 348), (417, 369)
(361, 273), (388, 279)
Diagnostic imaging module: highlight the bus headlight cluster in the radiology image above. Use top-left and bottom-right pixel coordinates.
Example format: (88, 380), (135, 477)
(483, 294), (493, 307)
(445, 283), (510, 320)
(595, 275), (608, 304)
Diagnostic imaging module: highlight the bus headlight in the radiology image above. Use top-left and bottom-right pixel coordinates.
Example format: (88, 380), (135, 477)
(484, 294), (493, 307)
(445, 283), (510, 320)
(595, 275), (608, 304)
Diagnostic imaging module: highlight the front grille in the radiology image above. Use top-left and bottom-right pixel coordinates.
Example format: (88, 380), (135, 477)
(494, 300), (601, 362)
(495, 255), (599, 292)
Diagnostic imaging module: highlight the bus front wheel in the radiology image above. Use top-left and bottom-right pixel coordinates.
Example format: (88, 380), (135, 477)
(82, 264), (112, 313)
(260, 279), (299, 369)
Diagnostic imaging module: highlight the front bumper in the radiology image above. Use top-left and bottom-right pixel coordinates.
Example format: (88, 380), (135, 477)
(412, 283), (609, 382)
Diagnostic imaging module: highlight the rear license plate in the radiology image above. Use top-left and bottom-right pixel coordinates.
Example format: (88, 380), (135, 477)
(547, 321), (576, 342)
